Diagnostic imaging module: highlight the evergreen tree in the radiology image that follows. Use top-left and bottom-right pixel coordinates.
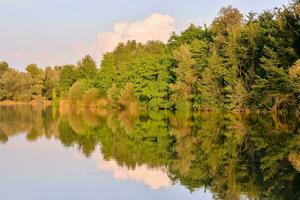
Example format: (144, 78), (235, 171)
(170, 44), (197, 111)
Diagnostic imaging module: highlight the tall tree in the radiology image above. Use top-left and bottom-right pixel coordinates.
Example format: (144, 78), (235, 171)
(43, 67), (60, 100)
(77, 55), (97, 79)
(26, 64), (45, 100)
(59, 65), (78, 96)
(170, 44), (197, 111)
(0, 61), (9, 76)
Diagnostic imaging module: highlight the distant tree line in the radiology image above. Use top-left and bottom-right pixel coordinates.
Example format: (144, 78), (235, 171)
(1, 1), (300, 112)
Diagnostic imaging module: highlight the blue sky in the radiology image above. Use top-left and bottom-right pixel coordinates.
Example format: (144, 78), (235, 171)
(0, 0), (290, 70)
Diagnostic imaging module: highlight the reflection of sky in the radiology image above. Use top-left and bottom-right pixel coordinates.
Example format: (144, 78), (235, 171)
(95, 150), (172, 190)
(0, 135), (212, 200)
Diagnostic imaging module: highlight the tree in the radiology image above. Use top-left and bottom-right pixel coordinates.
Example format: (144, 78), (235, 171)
(0, 61), (9, 76)
(198, 47), (246, 111)
(211, 6), (243, 35)
(82, 88), (99, 108)
(130, 41), (172, 109)
(68, 81), (84, 104)
(118, 82), (137, 108)
(252, 48), (299, 111)
(26, 64), (42, 77)
(68, 79), (91, 104)
(107, 84), (119, 107)
(289, 59), (300, 79)
(0, 69), (33, 101)
(26, 64), (45, 100)
(168, 24), (212, 49)
(59, 65), (78, 96)
(77, 55), (97, 79)
(170, 44), (197, 111)
(44, 67), (60, 100)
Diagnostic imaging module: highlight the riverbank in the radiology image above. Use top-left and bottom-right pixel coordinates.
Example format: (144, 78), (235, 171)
(0, 100), (298, 116)
(0, 100), (52, 106)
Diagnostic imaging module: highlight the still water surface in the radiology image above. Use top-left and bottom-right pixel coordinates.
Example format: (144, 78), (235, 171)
(0, 106), (299, 200)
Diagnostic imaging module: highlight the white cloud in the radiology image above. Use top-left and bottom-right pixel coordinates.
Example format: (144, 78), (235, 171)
(90, 13), (176, 60)
(82, 146), (173, 190)
(2, 13), (176, 69)
(96, 154), (172, 190)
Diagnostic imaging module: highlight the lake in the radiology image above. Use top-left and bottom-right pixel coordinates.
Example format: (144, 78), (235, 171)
(0, 105), (299, 200)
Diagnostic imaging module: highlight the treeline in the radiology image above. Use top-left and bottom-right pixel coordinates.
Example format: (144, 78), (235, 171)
(0, 61), (60, 102)
(1, 1), (300, 112)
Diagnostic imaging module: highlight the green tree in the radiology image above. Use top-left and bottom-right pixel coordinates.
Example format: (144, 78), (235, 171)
(77, 55), (97, 79)
(107, 83), (120, 108)
(59, 65), (78, 96)
(0, 69), (33, 101)
(170, 44), (197, 111)
(68, 79), (91, 104)
(252, 48), (300, 112)
(26, 64), (45, 100)
(0, 61), (9, 76)
(43, 67), (60, 100)
(118, 82), (137, 108)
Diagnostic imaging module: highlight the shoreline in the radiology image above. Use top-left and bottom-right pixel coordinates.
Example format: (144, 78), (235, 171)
(0, 100), (52, 106)
(0, 100), (298, 116)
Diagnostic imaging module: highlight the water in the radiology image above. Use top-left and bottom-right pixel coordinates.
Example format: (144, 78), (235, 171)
(0, 106), (299, 200)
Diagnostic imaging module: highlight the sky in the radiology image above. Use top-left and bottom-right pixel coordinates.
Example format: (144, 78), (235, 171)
(0, 0), (290, 70)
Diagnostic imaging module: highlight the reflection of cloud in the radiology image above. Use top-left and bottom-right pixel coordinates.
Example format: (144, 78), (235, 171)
(9, 143), (26, 150)
(87, 147), (172, 189)
(75, 150), (86, 160)
(89, 13), (176, 60)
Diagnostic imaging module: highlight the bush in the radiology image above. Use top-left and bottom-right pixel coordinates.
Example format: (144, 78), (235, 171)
(107, 84), (120, 107)
(68, 79), (92, 104)
(118, 82), (136, 108)
(82, 88), (99, 108)
(69, 81), (84, 103)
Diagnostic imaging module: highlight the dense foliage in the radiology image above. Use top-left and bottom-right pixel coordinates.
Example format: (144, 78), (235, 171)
(1, 1), (300, 112)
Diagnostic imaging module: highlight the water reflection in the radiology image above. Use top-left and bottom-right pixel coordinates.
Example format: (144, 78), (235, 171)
(0, 105), (300, 199)
(94, 149), (172, 189)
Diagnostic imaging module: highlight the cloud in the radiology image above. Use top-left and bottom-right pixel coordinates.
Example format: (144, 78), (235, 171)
(90, 13), (176, 60)
(83, 147), (172, 190)
(96, 155), (172, 190)
(2, 13), (176, 69)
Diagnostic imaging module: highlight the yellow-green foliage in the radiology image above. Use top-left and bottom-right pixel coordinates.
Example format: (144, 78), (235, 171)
(289, 59), (300, 79)
(69, 81), (84, 103)
(82, 88), (99, 108)
(118, 82), (136, 108)
(107, 83), (119, 107)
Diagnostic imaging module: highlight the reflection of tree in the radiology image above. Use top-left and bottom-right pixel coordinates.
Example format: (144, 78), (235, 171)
(1, 105), (300, 199)
(58, 110), (102, 157)
(0, 129), (8, 143)
(0, 105), (59, 141)
(98, 110), (175, 169)
(169, 112), (300, 199)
